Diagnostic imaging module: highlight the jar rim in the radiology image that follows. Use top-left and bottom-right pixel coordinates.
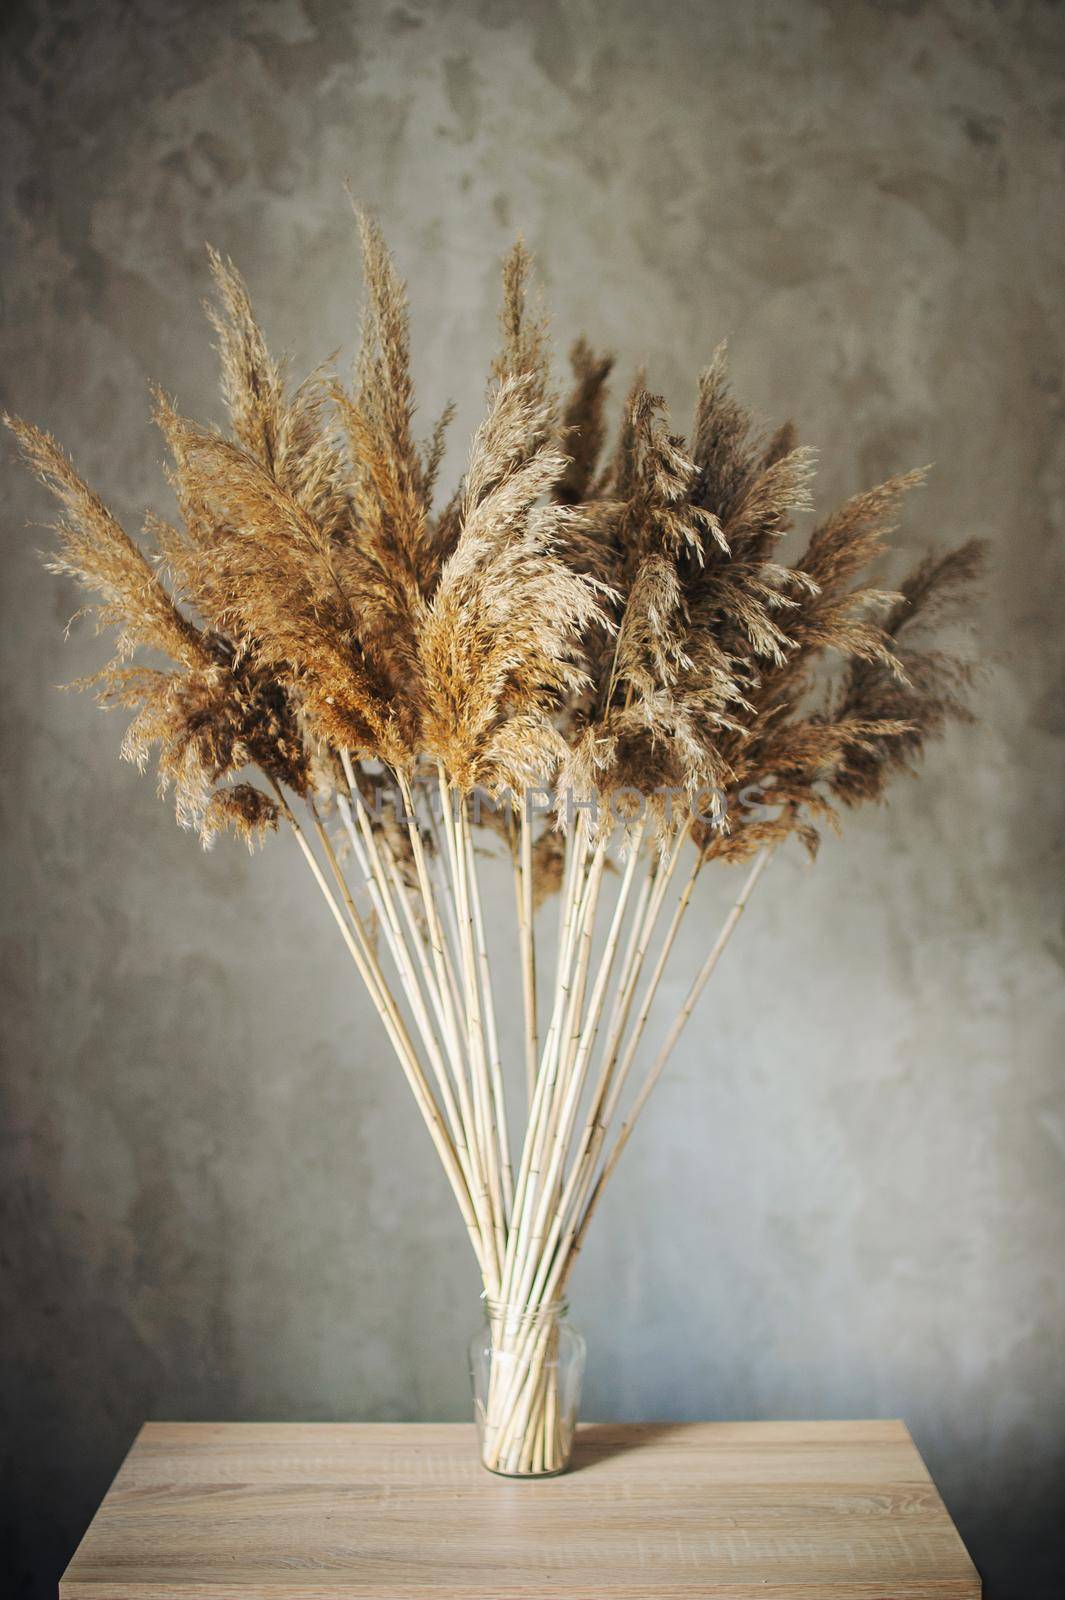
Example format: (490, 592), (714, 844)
(483, 1294), (569, 1320)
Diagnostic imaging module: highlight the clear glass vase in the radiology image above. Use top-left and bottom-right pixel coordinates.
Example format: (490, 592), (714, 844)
(469, 1298), (586, 1477)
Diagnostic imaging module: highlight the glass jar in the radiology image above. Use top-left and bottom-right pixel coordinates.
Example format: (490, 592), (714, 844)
(469, 1298), (586, 1477)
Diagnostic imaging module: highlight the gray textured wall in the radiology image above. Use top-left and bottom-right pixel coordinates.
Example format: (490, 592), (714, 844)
(2, 1), (1063, 1595)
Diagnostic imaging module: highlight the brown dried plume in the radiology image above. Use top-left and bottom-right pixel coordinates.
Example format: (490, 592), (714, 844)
(6, 211), (982, 868)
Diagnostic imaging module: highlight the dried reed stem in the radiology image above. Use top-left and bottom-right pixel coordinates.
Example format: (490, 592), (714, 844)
(275, 787), (484, 1271)
(335, 757), (472, 1173)
(465, 809), (515, 1217)
(570, 846), (772, 1267)
(517, 801), (538, 1104)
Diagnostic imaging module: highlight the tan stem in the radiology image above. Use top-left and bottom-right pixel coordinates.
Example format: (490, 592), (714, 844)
(516, 821), (647, 1313)
(465, 809), (514, 1219)
(569, 846), (773, 1266)
(499, 813), (589, 1303)
(335, 757), (472, 1187)
(503, 831), (604, 1307)
(394, 769), (497, 1289)
(518, 800), (538, 1104)
(273, 785), (483, 1272)
(450, 787), (505, 1273)
(530, 835), (706, 1305)
(448, 781), (505, 1278)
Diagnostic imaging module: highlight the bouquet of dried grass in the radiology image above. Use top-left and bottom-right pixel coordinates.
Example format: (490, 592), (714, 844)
(7, 210), (982, 1476)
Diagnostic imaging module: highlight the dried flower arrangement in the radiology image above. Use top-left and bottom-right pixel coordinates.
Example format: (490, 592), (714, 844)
(7, 211), (982, 1477)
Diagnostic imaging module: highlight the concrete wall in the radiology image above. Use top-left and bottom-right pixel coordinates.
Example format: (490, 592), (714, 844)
(2, 2), (1062, 1594)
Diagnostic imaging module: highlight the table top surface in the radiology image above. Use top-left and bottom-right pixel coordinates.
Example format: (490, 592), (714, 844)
(61, 1420), (980, 1598)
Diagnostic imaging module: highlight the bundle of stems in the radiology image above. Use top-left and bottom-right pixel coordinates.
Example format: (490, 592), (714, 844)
(6, 206), (983, 1475)
(276, 762), (769, 1471)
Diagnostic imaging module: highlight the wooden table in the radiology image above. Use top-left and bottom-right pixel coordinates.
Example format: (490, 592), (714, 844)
(61, 1420), (980, 1597)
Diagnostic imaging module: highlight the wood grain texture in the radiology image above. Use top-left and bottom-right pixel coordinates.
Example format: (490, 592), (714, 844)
(60, 1420), (981, 1598)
